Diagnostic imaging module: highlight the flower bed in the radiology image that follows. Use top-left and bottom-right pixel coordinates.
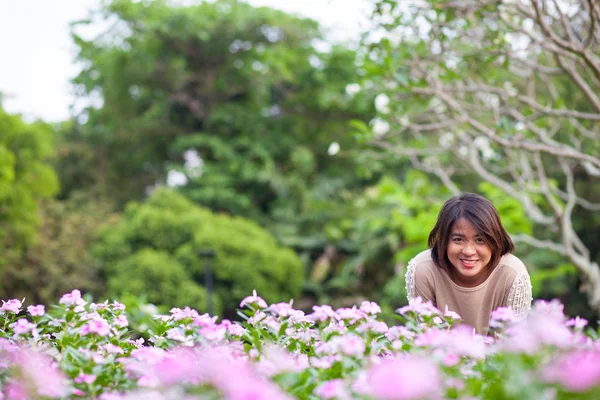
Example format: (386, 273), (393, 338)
(1, 289), (599, 399)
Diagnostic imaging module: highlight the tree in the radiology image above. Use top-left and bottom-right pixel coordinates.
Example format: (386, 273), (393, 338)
(363, 0), (600, 312)
(0, 103), (59, 297)
(93, 188), (304, 315)
(71, 0), (372, 213)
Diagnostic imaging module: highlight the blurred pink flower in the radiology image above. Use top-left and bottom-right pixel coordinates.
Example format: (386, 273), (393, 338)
(544, 350), (600, 392)
(240, 289), (268, 309)
(248, 311), (267, 325)
(10, 319), (37, 336)
(103, 344), (125, 354)
(565, 316), (588, 330)
(170, 306), (199, 321)
(1, 299), (23, 314)
(59, 289), (86, 307)
(256, 345), (309, 377)
(366, 354), (441, 399)
(396, 297), (440, 317)
(114, 315), (129, 328)
(199, 325), (226, 341)
(27, 304), (45, 316)
(308, 305), (340, 322)
(74, 373), (97, 384)
(315, 379), (350, 399)
(360, 301), (382, 315)
(443, 305), (461, 321)
(336, 306), (368, 324)
(14, 348), (72, 398)
(489, 307), (517, 329)
(81, 318), (111, 337)
(4, 381), (28, 400)
(267, 300), (295, 317)
(223, 321), (246, 336)
(385, 326), (415, 341)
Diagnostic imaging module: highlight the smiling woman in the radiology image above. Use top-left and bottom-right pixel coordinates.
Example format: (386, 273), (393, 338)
(405, 193), (533, 335)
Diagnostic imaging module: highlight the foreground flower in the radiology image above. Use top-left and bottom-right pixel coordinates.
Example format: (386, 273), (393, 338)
(240, 290), (268, 309)
(366, 355), (442, 399)
(1, 299), (23, 314)
(544, 350), (600, 392)
(27, 305), (45, 317)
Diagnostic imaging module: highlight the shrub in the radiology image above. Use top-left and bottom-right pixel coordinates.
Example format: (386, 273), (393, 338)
(94, 188), (304, 314)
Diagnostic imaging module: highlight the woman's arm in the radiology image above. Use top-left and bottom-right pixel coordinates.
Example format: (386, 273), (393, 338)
(507, 272), (533, 317)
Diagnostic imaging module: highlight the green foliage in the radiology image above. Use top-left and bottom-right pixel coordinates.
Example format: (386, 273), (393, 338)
(2, 194), (111, 304)
(0, 104), (59, 296)
(94, 189), (304, 314)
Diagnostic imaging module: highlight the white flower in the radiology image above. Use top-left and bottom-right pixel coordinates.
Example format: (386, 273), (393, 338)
(375, 93), (390, 114)
(371, 118), (390, 137)
(327, 142), (340, 156)
(345, 83), (361, 96)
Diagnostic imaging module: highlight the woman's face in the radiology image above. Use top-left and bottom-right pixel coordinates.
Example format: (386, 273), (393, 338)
(446, 218), (492, 287)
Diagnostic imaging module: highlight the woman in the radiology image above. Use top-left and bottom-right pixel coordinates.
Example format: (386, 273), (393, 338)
(405, 193), (532, 335)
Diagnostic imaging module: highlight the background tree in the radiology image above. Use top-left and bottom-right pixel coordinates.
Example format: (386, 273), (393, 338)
(0, 103), (59, 297)
(93, 188), (304, 315)
(362, 0), (600, 316)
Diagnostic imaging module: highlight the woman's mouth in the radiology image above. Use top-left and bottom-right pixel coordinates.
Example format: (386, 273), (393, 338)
(460, 259), (478, 268)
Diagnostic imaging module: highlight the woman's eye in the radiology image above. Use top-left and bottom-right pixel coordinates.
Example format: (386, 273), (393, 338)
(475, 238), (484, 243)
(453, 238), (462, 242)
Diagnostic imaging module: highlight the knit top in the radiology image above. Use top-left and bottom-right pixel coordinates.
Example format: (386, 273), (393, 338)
(405, 249), (532, 335)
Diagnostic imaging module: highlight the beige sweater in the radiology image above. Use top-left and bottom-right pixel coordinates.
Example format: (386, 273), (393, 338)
(405, 249), (532, 335)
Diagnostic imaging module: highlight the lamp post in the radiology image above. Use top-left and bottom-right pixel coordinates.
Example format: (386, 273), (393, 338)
(197, 248), (216, 315)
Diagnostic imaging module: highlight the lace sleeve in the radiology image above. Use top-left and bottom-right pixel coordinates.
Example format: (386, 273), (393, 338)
(507, 272), (533, 317)
(405, 258), (417, 302)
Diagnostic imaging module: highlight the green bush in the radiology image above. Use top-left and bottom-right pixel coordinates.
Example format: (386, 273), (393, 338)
(94, 188), (304, 314)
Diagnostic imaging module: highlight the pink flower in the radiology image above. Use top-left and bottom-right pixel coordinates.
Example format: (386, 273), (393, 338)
(27, 305), (45, 316)
(544, 350), (600, 392)
(80, 318), (110, 337)
(336, 306), (368, 324)
(366, 355), (441, 399)
(330, 334), (366, 357)
(170, 306), (199, 321)
(224, 322), (246, 337)
(308, 305), (340, 322)
(59, 289), (86, 307)
(166, 328), (186, 342)
(199, 325), (227, 341)
(1, 299), (23, 314)
(396, 297), (440, 317)
(385, 326), (415, 341)
(240, 290), (268, 309)
(315, 379), (350, 399)
(102, 344), (125, 354)
(444, 305), (461, 321)
(114, 315), (128, 328)
(267, 300), (295, 317)
(489, 306), (517, 329)
(74, 373), (97, 384)
(565, 316), (588, 330)
(248, 311), (267, 325)
(4, 382), (28, 400)
(13, 348), (71, 398)
(10, 319), (36, 336)
(359, 301), (382, 315)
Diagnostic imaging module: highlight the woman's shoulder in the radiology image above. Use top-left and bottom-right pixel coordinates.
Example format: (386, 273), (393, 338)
(497, 253), (528, 273)
(410, 249), (435, 267)
(409, 249), (439, 276)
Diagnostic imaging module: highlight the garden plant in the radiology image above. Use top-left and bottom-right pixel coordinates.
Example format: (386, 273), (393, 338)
(1, 289), (599, 399)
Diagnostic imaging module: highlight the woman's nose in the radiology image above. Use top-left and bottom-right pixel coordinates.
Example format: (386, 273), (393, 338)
(462, 243), (476, 255)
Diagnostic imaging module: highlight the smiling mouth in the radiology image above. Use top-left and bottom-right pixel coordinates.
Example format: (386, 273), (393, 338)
(460, 259), (478, 267)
